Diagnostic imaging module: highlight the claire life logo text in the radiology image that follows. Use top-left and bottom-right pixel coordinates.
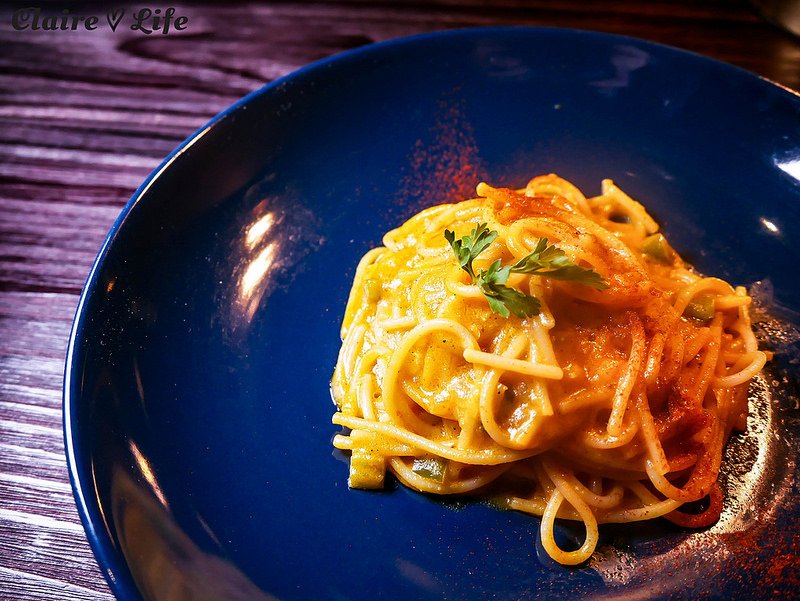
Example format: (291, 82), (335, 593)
(11, 7), (189, 35)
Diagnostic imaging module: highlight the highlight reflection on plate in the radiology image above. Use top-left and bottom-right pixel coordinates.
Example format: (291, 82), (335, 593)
(64, 28), (800, 601)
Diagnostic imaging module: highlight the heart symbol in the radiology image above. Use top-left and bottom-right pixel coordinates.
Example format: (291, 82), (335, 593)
(106, 8), (125, 32)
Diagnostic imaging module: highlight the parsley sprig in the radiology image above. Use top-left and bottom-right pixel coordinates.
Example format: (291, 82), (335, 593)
(444, 223), (496, 280)
(444, 223), (608, 318)
(509, 237), (608, 289)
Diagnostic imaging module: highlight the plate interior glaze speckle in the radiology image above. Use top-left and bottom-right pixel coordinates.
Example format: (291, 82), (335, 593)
(64, 28), (800, 601)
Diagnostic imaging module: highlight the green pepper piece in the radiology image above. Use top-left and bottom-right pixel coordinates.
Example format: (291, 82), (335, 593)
(412, 457), (448, 482)
(642, 233), (672, 264)
(684, 295), (715, 321)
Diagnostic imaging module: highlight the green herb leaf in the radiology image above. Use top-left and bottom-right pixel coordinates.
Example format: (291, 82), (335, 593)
(481, 258), (511, 285)
(472, 259), (541, 318)
(443, 227), (603, 318)
(510, 238), (608, 290)
(479, 278), (542, 318)
(444, 223), (497, 279)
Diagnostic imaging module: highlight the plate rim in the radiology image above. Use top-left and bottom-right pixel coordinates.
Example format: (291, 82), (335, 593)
(61, 25), (800, 601)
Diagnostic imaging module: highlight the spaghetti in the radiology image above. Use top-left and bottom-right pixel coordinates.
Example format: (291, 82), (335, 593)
(331, 175), (766, 565)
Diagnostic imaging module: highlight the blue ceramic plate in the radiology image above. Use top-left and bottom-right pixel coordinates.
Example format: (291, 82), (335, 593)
(64, 28), (800, 600)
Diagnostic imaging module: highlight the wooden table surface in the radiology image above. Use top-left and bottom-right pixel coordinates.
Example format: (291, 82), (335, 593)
(1, 1), (799, 599)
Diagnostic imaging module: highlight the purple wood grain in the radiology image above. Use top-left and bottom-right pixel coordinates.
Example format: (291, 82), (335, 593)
(1, 2), (798, 600)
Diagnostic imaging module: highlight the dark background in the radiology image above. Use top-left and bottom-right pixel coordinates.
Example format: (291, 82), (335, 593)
(1, 2), (799, 599)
